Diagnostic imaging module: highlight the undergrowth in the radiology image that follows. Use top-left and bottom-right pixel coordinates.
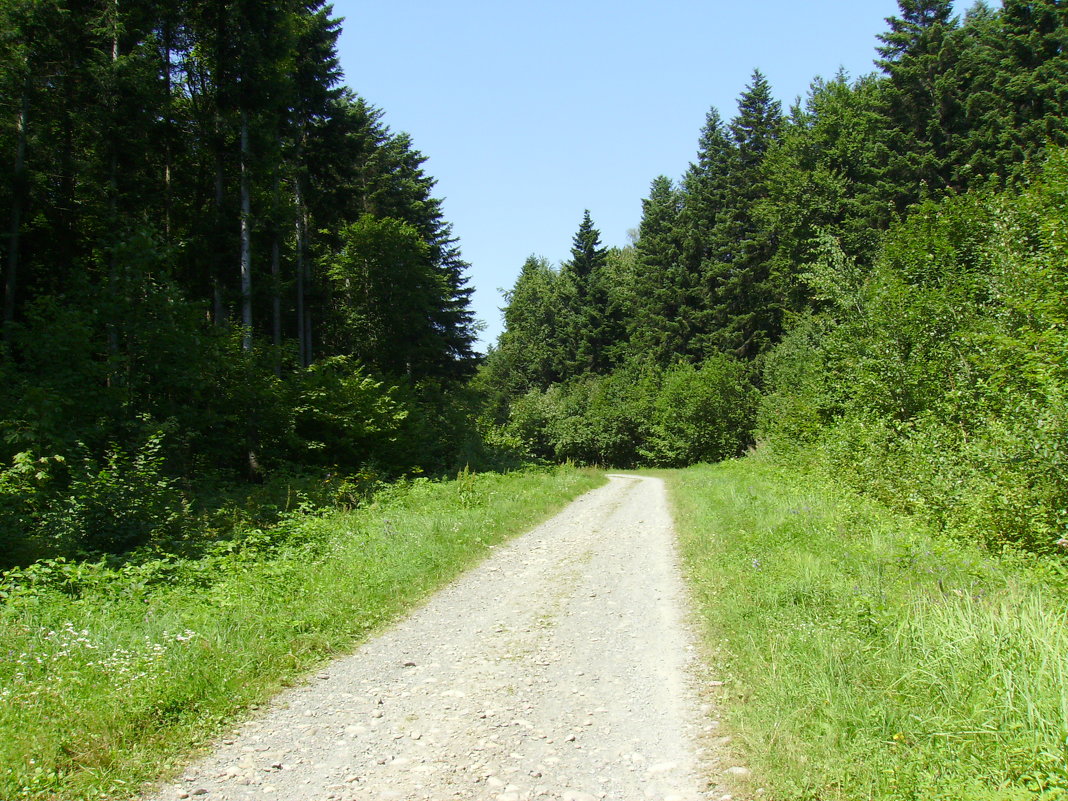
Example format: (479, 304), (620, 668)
(0, 465), (602, 801)
(668, 452), (1068, 801)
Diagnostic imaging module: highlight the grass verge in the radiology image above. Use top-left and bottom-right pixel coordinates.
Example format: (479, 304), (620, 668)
(0, 465), (603, 801)
(666, 452), (1068, 801)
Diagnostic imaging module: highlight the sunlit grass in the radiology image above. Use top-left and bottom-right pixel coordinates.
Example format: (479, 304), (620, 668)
(0, 466), (603, 801)
(667, 452), (1068, 801)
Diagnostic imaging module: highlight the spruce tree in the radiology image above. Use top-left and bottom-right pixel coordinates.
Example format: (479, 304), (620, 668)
(629, 176), (688, 366)
(876, 0), (961, 209)
(559, 210), (615, 375)
(677, 108), (736, 358)
(996, 0), (1068, 174)
(709, 70), (783, 359)
(760, 71), (891, 316)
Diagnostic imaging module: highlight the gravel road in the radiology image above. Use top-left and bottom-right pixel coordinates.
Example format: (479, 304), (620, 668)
(144, 474), (729, 801)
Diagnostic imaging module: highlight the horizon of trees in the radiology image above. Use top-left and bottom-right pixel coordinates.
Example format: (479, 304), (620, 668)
(0, 0), (484, 563)
(479, 0), (1068, 553)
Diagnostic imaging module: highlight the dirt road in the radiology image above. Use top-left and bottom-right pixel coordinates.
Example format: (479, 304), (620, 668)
(145, 474), (723, 801)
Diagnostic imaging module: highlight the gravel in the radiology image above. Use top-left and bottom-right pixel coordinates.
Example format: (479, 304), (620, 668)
(142, 474), (729, 801)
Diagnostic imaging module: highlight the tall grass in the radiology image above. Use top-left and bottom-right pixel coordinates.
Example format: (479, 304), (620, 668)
(668, 453), (1068, 800)
(0, 466), (603, 801)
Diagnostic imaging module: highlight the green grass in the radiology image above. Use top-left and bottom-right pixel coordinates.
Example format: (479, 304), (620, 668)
(666, 452), (1068, 801)
(0, 465), (603, 801)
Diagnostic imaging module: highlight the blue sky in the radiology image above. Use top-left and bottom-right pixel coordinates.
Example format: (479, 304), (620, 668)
(332, 0), (930, 350)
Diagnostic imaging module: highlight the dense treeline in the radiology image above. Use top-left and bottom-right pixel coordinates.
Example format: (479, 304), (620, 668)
(481, 0), (1068, 552)
(0, 0), (482, 564)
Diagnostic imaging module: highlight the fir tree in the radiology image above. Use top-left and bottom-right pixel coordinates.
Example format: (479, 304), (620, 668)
(559, 210), (617, 375)
(676, 108), (736, 358)
(629, 176), (688, 366)
(709, 70), (783, 359)
(876, 0), (961, 208)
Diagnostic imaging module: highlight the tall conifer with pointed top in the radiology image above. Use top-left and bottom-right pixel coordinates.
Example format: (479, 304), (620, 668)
(559, 210), (616, 375)
(629, 176), (689, 366)
(709, 69), (783, 359)
(876, 0), (961, 208)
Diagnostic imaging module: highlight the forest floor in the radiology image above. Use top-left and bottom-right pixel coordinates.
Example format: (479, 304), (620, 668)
(140, 474), (737, 801)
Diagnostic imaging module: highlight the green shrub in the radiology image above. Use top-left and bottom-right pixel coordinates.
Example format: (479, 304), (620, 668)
(293, 356), (408, 470)
(42, 433), (190, 554)
(643, 355), (758, 466)
(760, 150), (1068, 553)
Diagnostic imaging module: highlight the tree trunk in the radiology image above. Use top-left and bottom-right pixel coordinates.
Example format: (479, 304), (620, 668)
(239, 111), (252, 350)
(294, 172), (307, 366)
(212, 113), (226, 325)
(162, 17), (173, 240)
(3, 90), (28, 329)
(271, 234), (281, 347)
(107, 4), (120, 360)
(270, 139), (282, 363)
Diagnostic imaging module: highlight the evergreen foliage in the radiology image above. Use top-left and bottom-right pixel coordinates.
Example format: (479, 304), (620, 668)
(0, 0), (481, 563)
(481, 0), (1068, 567)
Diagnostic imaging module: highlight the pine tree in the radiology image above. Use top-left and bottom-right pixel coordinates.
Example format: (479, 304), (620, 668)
(876, 0), (961, 209)
(708, 70), (783, 359)
(559, 210), (615, 375)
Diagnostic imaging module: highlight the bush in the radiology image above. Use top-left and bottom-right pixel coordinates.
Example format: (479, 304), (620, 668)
(293, 356), (407, 471)
(0, 431), (191, 561)
(642, 355), (759, 466)
(760, 149), (1068, 553)
(41, 432), (190, 554)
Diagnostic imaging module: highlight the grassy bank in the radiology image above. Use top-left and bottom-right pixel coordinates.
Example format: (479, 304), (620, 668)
(0, 466), (603, 801)
(667, 453), (1068, 801)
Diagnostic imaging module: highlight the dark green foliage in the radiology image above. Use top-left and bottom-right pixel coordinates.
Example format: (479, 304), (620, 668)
(558, 210), (619, 375)
(293, 357), (408, 469)
(875, 0), (961, 207)
(500, 357), (757, 469)
(628, 176), (692, 365)
(483, 1), (1068, 557)
(760, 73), (890, 310)
(642, 357), (759, 467)
(0, 431), (189, 564)
(477, 255), (567, 413)
(0, 0), (482, 562)
(760, 151), (1068, 552)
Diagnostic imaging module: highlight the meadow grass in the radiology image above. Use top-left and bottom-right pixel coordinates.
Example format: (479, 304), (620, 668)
(0, 466), (603, 801)
(666, 452), (1068, 801)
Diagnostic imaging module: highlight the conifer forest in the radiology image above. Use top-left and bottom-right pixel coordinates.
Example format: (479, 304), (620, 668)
(0, 0), (1062, 560)
(0, 0), (1065, 561)
(482, 0), (1068, 554)
(3, 2), (1068, 799)
(0, 0), (483, 563)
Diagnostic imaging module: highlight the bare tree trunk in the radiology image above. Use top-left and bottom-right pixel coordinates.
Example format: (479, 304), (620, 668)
(270, 140), (282, 363)
(294, 172), (307, 366)
(239, 111), (252, 350)
(107, 3), (120, 360)
(271, 236), (281, 345)
(162, 18), (173, 240)
(3, 90), (28, 330)
(212, 112), (226, 325)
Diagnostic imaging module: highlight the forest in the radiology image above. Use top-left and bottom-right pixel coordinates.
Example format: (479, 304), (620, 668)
(0, 0), (485, 566)
(0, 0), (1065, 564)
(481, 0), (1068, 555)
(2, 1), (1068, 799)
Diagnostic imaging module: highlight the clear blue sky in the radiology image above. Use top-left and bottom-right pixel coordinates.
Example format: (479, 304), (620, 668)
(331, 0), (939, 351)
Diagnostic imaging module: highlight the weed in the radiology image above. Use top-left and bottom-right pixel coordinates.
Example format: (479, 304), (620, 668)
(0, 465), (603, 801)
(668, 453), (1068, 800)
